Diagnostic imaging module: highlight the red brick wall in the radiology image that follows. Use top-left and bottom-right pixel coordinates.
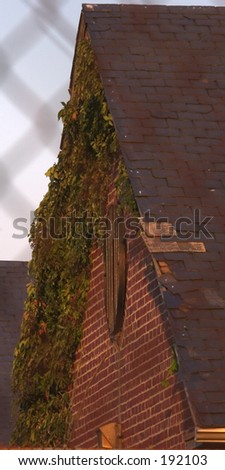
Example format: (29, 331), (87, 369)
(69, 233), (194, 449)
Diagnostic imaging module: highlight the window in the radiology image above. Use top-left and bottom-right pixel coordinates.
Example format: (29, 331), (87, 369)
(104, 204), (127, 337)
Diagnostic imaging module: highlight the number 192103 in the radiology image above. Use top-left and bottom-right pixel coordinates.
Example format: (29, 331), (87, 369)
(161, 455), (207, 466)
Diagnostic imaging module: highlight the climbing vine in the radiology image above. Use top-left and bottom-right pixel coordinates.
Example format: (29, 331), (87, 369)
(12, 39), (136, 448)
(161, 348), (179, 388)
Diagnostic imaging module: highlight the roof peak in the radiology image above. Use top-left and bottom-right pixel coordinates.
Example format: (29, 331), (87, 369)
(83, 3), (225, 12)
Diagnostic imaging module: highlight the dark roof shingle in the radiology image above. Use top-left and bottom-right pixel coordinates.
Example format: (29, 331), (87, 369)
(0, 261), (27, 444)
(81, 4), (225, 430)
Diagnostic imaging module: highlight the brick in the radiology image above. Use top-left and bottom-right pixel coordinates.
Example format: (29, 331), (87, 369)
(69, 170), (194, 450)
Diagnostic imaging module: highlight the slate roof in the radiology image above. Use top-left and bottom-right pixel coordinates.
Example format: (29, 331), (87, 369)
(0, 261), (27, 444)
(78, 5), (225, 432)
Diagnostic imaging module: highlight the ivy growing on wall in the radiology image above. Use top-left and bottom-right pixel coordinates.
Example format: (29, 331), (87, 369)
(12, 38), (135, 448)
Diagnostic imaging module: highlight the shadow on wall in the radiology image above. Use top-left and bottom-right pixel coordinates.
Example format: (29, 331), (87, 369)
(0, 261), (27, 445)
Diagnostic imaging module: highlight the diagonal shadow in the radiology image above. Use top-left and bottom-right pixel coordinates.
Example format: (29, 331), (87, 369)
(0, 161), (34, 216)
(23, 0), (75, 53)
(1, 0), (76, 258)
(2, 0), (74, 71)
(1, 83), (66, 174)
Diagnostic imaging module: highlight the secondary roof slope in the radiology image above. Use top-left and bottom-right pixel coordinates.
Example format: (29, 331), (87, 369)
(78, 4), (225, 433)
(0, 261), (27, 444)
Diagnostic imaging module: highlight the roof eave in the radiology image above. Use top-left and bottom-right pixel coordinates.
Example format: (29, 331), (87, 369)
(60, 11), (87, 151)
(69, 11), (87, 97)
(196, 428), (225, 443)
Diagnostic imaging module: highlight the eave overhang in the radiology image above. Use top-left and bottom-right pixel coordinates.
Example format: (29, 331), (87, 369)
(196, 428), (225, 443)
